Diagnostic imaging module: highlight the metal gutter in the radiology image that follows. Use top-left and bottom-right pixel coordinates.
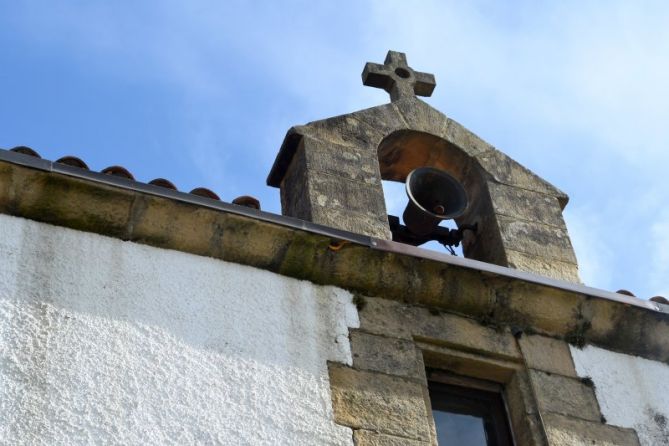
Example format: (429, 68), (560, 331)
(1, 148), (665, 314)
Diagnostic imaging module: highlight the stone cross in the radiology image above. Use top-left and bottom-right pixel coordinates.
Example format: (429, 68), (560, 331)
(362, 51), (436, 102)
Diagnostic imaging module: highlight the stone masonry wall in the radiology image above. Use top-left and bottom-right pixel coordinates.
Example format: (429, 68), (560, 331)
(330, 295), (641, 446)
(269, 97), (580, 282)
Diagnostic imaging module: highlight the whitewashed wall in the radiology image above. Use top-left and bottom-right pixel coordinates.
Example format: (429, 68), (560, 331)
(0, 214), (358, 445)
(571, 345), (669, 445)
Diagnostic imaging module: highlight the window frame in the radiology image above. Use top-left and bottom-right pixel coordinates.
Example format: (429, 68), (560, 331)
(428, 370), (515, 446)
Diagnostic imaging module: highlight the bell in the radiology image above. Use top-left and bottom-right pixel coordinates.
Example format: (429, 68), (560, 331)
(402, 167), (468, 236)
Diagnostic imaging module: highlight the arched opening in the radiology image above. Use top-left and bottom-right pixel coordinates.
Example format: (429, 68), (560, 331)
(378, 130), (482, 256)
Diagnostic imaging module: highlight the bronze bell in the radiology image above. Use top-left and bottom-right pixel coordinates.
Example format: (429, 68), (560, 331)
(402, 167), (468, 236)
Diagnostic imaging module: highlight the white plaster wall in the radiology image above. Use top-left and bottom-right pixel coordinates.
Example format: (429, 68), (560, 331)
(0, 213), (358, 445)
(570, 344), (669, 445)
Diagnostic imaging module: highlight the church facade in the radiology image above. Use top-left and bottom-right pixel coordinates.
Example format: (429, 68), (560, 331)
(1, 51), (668, 445)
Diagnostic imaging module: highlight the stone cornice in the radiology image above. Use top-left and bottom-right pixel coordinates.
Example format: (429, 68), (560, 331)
(1, 150), (667, 363)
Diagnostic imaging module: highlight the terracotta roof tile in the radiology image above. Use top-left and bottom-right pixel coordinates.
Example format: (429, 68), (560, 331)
(6, 145), (260, 208)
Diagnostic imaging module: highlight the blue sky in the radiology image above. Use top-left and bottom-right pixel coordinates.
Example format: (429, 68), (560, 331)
(1, 1), (667, 299)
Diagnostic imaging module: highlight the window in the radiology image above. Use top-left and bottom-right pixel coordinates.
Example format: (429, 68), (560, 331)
(429, 374), (514, 446)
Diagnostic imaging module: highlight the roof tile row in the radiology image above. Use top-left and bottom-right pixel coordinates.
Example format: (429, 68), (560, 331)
(9, 146), (260, 210)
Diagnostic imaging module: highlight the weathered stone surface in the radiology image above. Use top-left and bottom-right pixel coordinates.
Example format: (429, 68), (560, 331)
(310, 207), (391, 240)
(506, 372), (549, 446)
(276, 131), (391, 239)
(358, 297), (519, 360)
(279, 142), (313, 220)
(13, 170), (135, 239)
(530, 370), (601, 422)
(505, 249), (580, 283)
(304, 113), (383, 150)
(307, 173), (387, 218)
(584, 300), (669, 365)
(394, 97), (450, 136)
(488, 182), (566, 228)
(353, 429), (429, 446)
(129, 195), (220, 256)
(328, 364), (432, 441)
(497, 216), (578, 264)
(356, 296), (414, 339)
(475, 148), (568, 204)
(462, 211), (509, 266)
(0, 163), (16, 211)
(543, 413), (641, 446)
(303, 135), (382, 185)
(351, 103), (408, 140)
(513, 415), (549, 446)
(350, 330), (425, 380)
(519, 334), (577, 377)
(494, 281), (585, 335)
(362, 51), (436, 102)
(444, 117), (495, 158)
(375, 256), (495, 316)
(421, 344), (521, 383)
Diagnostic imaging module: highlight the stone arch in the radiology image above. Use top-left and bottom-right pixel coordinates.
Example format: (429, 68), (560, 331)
(376, 129), (495, 264)
(268, 98), (579, 281)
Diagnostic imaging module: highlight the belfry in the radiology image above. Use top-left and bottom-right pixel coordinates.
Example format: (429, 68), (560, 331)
(0, 51), (667, 445)
(269, 50), (580, 282)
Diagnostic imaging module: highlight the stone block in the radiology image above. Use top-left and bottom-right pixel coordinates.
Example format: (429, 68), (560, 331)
(353, 430), (429, 446)
(543, 413), (640, 446)
(505, 372), (547, 446)
(518, 334), (577, 377)
(307, 172), (387, 218)
(421, 344), (520, 383)
(356, 297), (415, 340)
(475, 149), (567, 201)
(506, 372), (538, 417)
(505, 249), (580, 282)
(443, 117), (495, 158)
(349, 102), (408, 142)
(349, 330), (425, 380)
(488, 182), (566, 228)
(13, 169), (135, 239)
(305, 113), (385, 150)
(412, 261), (497, 318)
(530, 370), (600, 422)
(495, 283), (584, 336)
(461, 211), (509, 267)
(279, 142), (313, 220)
(328, 364), (432, 441)
(0, 163), (16, 212)
(358, 297), (520, 361)
(496, 216), (578, 264)
(302, 135), (382, 185)
(218, 213), (296, 269)
(310, 206), (391, 240)
(394, 97), (450, 137)
(128, 195), (219, 256)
